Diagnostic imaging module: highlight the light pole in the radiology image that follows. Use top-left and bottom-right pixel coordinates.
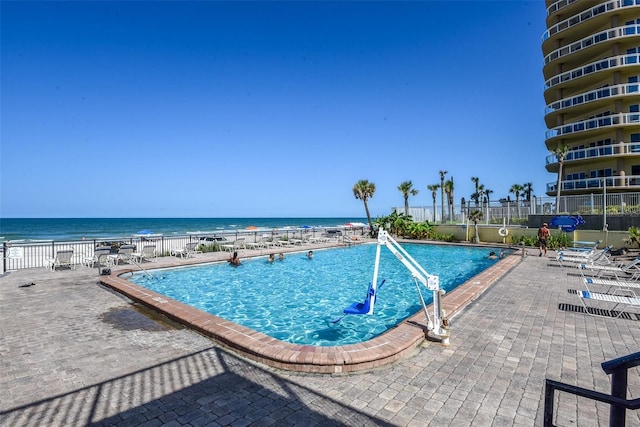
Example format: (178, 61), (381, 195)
(603, 177), (607, 231)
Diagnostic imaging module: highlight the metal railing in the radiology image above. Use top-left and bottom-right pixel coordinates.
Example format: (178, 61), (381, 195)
(544, 53), (640, 90)
(542, 0), (620, 43)
(544, 351), (640, 426)
(545, 83), (640, 115)
(544, 25), (640, 66)
(545, 113), (640, 140)
(546, 176), (640, 195)
(545, 142), (640, 165)
(1, 226), (368, 272)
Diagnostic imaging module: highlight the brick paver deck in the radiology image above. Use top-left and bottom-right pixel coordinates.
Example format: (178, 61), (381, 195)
(1, 244), (639, 426)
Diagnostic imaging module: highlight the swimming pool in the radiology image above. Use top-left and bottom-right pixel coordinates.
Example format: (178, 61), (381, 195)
(129, 243), (501, 346)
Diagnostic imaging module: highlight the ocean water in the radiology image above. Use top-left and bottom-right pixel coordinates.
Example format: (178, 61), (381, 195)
(0, 217), (368, 242)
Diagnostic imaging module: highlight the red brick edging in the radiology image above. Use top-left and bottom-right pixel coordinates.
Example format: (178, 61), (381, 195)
(99, 253), (520, 374)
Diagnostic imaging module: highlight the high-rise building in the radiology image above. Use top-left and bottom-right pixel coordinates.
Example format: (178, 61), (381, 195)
(543, 0), (640, 196)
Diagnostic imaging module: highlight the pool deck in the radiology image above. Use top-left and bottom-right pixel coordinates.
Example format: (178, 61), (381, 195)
(2, 242), (640, 426)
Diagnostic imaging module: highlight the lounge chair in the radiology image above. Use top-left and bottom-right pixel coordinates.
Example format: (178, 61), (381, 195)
(575, 289), (640, 319)
(171, 242), (201, 258)
(113, 244), (136, 265)
(582, 277), (640, 296)
(84, 247), (112, 268)
(559, 240), (603, 254)
(46, 249), (75, 271)
(577, 256), (640, 280)
(132, 245), (157, 263)
(276, 237), (294, 247)
(221, 238), (246, 252)
(246, 235), (269, 250)
(555, 246), (612, 268)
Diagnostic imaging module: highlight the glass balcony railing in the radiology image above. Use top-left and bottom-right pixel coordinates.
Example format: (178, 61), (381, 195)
(545, 142), (640, 165)
(545, 83), (639, 115)
(544, 25), (640, 66)
(542, 0), (619, 42)
(546, 0), (580, 17)
(545, 113), (640, 140)
(545, 53), (640, 90)
(546, 174), (640, 193)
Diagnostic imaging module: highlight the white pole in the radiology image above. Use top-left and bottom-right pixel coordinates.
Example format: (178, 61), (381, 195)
(603, 178), (607, 231)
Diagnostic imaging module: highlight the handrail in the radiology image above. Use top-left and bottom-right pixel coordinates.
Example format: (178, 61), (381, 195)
(544, 351), (640, 426)
(602, 350), (640, 373)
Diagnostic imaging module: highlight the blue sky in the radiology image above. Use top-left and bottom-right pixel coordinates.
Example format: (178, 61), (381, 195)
(1, 1), (551, 218)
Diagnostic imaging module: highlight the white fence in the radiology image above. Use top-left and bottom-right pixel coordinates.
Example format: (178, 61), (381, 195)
(1, 226), (369, 272)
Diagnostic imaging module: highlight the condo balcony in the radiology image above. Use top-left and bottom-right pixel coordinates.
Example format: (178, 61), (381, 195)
(544, 53), (640, 90)
(542, 0), (618, 43)
(543, 25), (640, 67)
(545, 83), (638, 116)
(545, 142), (640, 167)
(546, 175), (640, 193)
(546, 0), (580, 17)
(545, 112), (640, 140)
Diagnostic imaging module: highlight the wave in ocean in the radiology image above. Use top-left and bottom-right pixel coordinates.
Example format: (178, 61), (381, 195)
(0, 217), (369, 242)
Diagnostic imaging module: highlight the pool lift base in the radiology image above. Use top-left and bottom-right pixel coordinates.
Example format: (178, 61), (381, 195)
(367, 228), (450, 344)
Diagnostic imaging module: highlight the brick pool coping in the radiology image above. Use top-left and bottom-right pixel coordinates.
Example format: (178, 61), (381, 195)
(99, 246), (521, 374)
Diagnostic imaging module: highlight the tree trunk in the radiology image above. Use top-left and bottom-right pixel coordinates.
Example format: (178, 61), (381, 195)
(364, 201), (373, 236)
(432, 197), (437, 222)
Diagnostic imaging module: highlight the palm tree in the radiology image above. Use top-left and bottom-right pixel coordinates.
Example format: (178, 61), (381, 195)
(439, 170), (448, 223)
(509, 183), (524, 219)
(444, 178), (454, 222)
(484, 187), (493, 223)
(353, 179), (376, 234)
(484, 188), (493, 205)
(523, 182), (533, 203)
(553, 144), (569, 214)
(468, 209), (483, 243)
(427, 184), (439, 223)
(471, 177), (480, 207)
(398, 181), (418, 216)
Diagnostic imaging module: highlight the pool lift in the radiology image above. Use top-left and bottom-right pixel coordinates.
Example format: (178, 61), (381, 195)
(334, 228), (450, 344)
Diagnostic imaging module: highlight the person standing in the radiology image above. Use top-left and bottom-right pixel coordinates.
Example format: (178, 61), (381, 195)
(538, 222), (551, 257)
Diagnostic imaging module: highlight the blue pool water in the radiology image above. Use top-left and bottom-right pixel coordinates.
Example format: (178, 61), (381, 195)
(129, 243), (502, 346)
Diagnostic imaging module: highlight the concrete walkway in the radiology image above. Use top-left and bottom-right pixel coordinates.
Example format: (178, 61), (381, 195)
(1, 251), (640, 426)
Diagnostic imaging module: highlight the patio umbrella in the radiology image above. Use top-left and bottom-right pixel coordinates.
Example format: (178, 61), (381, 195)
(246, 226), (258, 230)
(136, 230), (154, 235)
(300, 225), (312, 229)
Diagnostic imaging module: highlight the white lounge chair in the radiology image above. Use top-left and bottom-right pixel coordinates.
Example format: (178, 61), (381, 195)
(246, 235), (269, 250)
(221, 238), (246, 252)
(84, 247), (112, 268)
(172, 242), (201, 258)
(555, 246), (612, 268)
(577, 257), (640, 280)
(575, 289), (640, 318)
(113, 244), (136, 265)
(46, 249), (75, 271)
(132, 245), (157, 263)
(582, 277), (640, 296)
(559, 240), (603, 254)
